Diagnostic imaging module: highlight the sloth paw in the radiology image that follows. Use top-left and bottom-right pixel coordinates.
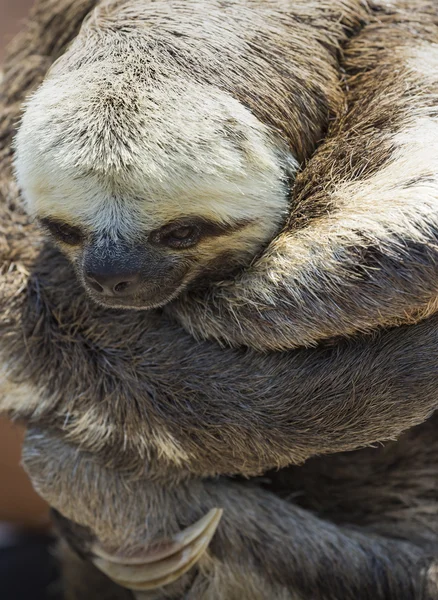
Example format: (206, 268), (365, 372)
(91, 508), (223, 592)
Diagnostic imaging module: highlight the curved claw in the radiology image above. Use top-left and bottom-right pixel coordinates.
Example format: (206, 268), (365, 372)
(92, 508), (223, 591)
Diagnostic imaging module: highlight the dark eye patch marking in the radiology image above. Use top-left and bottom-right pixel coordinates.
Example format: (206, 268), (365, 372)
(149, 220), (201, 249)
(149, 216), (254, 250)
(39, 218), (84, 246)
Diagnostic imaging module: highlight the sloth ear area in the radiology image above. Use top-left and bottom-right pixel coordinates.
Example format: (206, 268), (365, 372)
(259, 127), (301, 183)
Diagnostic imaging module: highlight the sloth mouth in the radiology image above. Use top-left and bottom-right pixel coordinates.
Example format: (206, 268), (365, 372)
(79, 260), (194, 311)
(84, 281), (190, 311)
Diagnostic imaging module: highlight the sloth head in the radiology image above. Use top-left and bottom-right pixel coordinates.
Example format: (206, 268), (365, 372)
(15, 62), (296, 310)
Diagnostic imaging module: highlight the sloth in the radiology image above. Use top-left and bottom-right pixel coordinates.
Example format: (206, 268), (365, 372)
(1, 0), (438, 598)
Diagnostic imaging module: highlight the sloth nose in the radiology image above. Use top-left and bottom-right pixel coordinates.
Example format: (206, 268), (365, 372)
(85, 269), (141, 296)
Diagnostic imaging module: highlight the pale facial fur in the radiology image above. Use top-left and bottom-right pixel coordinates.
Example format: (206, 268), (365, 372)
(15, 64), (295, 309)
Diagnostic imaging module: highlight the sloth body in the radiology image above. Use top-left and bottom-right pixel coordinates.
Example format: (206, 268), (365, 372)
(1, 0), (438, 598)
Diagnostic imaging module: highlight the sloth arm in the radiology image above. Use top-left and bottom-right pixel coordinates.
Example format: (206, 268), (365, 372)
(15, 304), (438, 597)
(23, 430), (437, 600)
(5, 259), (438, 479)
(171, 14), (438, 351)
(16, 311), (438, 598)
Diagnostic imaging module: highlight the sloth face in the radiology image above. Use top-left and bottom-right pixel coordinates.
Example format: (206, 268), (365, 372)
(36, 213), (264, 309)
(15, 70), (295, 310)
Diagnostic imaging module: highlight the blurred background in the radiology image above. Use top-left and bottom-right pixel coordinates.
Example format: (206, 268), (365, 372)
(0, 0), (48, 527)
(0, 0), (35, 60)
(1, 1), (60, 598)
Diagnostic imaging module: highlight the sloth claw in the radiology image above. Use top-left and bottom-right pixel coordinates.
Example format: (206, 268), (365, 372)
(91, 508), (223, 591)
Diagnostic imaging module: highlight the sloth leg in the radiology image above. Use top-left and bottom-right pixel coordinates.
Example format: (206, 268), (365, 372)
(55, 480), (438, 600)
(22, 432), (437, 600)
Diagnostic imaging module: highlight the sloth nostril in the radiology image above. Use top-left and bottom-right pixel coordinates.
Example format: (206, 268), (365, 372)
(114, 281), (131, 293)
(86, 277), (104, 293)
(85, 269), (140, 296)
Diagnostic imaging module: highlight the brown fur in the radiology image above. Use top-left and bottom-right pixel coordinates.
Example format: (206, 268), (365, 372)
(0, 1), (437, 599)
(41, 0), (367, 164)
(171, 0), (438, 350)
(13, 0), (368, 313)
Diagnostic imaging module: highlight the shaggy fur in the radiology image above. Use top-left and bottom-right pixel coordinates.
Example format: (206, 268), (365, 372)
(24, 416), (438, 600)
(12, 0), (438, 353)
(0, 0), (437, 599)
(171, 0), (438, 350)
(13, 0), (366, 313)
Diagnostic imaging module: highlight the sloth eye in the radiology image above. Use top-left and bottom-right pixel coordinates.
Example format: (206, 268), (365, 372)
(170, 226), (193, 240)
(39, 218), (84, 246)
(149, 222), (200, 249)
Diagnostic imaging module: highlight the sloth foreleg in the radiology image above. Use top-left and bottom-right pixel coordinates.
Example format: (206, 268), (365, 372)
(171, 7), (438, 351)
